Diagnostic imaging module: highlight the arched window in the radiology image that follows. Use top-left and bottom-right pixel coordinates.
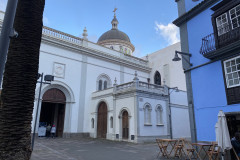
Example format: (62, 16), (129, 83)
(91, 118), (94, 128)
(143, 103), (152, 125)
(154, 71), (161, 85)
(125, 48), (127, 54)
(156, 105), (163, 125)
(96, 74), (112, 91)
(110, 46), (113, 49)
(110, 117), (113, 128)
(104, 81), (107, 90)
(98, 80), (102, 91)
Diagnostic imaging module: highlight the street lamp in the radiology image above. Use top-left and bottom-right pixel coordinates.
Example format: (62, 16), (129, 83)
(168, 86), (179, 139)
(172, 50), (197, 143)
(31, 73), (54, 150)
(172, 51), (193, 66)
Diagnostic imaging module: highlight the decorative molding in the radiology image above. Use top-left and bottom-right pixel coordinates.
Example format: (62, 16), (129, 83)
(53, 62), (65, 78)
(41, 37), (151, 73)
(98, 39), (135, 52)
(173, 0), (220, 27)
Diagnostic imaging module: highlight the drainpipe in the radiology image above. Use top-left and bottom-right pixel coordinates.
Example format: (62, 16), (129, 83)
(168, 88), (173, 139)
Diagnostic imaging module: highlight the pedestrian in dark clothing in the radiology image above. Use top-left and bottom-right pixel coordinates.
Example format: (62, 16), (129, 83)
(231, 132), (240, 157)
(46, 124), (51, 137)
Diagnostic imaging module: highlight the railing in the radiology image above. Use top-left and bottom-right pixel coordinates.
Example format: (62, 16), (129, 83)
(138, 81), (164, 91)
(42, 26), (83, 45)
(116, 82), (133, 91)
(200, 25), (240, 56)
(200, 33), (216, 55)
(115, 81), (165, 93)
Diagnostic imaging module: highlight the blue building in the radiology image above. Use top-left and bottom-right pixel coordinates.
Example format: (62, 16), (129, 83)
(174, 0), (240, 142)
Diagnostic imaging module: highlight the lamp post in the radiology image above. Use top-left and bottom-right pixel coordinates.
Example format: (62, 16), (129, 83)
(31, 73), (54, 150)
(172, 50), (197, 143)
(168, 86), (179, 139)
(0, 0), (18, 87)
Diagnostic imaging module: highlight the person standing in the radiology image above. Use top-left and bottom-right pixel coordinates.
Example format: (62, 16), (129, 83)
(46, 124), (51, 138)
(51, 124), (56, 138)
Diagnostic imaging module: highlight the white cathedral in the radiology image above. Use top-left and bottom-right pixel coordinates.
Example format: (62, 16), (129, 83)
(0, 10), (191, 143)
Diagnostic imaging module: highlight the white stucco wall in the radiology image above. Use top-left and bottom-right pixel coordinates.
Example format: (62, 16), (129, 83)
(115, 96), (136, 142)
(90, 88), (114, 138)
(32, 37), (150, 136)
(170, 90), (191, 139)
(138, 97), (168, 136)
(145, 42), (186, 91)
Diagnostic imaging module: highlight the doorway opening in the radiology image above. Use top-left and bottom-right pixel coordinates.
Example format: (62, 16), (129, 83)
(122, 110), (129, 139)
(39, 88), (66, 137)
(97, 102), (107, 138)
(226, 112), (240, 138)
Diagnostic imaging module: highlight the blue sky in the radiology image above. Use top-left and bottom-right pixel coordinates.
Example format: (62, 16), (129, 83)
(0, 0), (179, 57)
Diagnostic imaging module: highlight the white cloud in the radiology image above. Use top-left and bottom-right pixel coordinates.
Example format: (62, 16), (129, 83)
(0, 0), (7, 12)
(155, 22), (180, 45)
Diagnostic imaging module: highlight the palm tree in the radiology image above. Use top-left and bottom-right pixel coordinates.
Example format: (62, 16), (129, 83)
(0, 0), (45, 159)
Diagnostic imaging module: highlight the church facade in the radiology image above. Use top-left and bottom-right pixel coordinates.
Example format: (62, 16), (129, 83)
(0, 10), (191, 142)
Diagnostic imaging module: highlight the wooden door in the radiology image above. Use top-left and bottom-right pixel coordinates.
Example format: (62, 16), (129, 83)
(57, 104), (65, 137)
(122, 111), (129, 139)
(97, 102), (107, 138)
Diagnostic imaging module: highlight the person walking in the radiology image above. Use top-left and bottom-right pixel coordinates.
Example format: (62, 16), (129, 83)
(51, 124), (56, 138)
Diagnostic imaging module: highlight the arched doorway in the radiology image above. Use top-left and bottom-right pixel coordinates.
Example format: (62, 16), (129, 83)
(122, 111), (129, 139)
(40, 88), (66, 137)
(97, 102), (107, 138)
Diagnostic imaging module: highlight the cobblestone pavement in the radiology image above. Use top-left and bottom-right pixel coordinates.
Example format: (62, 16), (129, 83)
(31, 137), (174, 160)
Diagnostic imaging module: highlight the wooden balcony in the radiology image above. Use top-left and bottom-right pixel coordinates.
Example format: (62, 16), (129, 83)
(200, 25), (240, 59)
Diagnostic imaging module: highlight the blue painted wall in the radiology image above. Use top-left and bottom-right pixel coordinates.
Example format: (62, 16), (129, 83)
(184, 0), (240, 141)
(185, 0), (204, 12)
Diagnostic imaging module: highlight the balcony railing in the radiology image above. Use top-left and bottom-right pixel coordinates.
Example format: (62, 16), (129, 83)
(200, 33), (216, 55)
(115, 81), (165, 93)
(42, 26), (83, 45)
(200, 25), (240, 57)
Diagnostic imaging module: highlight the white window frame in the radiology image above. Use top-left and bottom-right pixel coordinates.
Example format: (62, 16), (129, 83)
(110, 117), (113, 128)
(229, 4), (240, 29)
(216, 13), (230, 36)
(156, 105), (163, 125)
(91, 118), (94, 128)
(143, 103), (152, 125)
(96, 74), (112, 91)
(224, 55), (240, 88)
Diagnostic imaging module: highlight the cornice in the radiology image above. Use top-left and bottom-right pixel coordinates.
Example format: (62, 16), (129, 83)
(41, 36), (151, 73)
(98, 39), (135, 52)
(173, 0), (220, 27)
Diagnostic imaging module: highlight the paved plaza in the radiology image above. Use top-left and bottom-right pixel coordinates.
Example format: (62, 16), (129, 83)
(31, 137), (171, 160)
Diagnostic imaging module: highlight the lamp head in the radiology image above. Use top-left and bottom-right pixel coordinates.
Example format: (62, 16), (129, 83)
(44, 75), (54, 82)
(172, 53), (181, 61)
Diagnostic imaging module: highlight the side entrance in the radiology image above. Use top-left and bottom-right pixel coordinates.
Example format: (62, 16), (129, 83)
(97, 102), (107, 138)
(40, 88), (66, 137)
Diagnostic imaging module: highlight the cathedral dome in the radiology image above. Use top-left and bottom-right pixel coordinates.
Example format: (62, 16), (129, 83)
(97, 9), (135, 54)
(97, 29), (130, 43)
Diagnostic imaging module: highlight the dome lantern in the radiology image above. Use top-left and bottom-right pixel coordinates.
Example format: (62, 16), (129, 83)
(97, 8), (135, 54)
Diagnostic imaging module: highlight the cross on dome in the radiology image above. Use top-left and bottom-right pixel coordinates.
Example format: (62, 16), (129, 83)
(111, 8), (119, 29)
